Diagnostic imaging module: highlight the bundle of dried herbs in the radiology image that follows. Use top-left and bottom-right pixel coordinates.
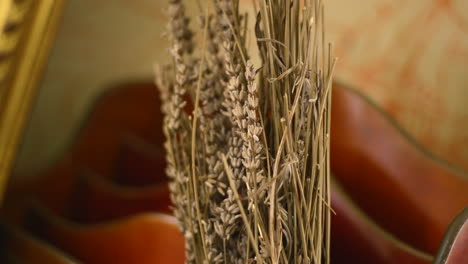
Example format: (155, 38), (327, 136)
(156, 0), (336, 263)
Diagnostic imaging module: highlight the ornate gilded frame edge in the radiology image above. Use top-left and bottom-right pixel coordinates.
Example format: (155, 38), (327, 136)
(0, 0), (65, 203)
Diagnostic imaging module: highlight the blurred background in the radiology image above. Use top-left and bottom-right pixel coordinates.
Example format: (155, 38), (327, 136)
(1, 1), (467, 263)
(14, 0), (468, 178)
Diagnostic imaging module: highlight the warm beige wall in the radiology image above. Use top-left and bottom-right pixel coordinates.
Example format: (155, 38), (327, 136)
(15, 0), (195, 176)
(15, 0), (468, 177)
(325, 0), (468, 170)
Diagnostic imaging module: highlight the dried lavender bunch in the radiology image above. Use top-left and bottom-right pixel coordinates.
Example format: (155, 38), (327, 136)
(157, 0), (335, 263)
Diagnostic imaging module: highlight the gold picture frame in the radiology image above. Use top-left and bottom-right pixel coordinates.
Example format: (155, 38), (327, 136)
(0, 0), (64, 203)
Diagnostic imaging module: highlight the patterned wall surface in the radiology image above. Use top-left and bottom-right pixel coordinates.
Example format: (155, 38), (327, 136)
(15, 0), (468, 176)
(326, 0), (468, 171)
